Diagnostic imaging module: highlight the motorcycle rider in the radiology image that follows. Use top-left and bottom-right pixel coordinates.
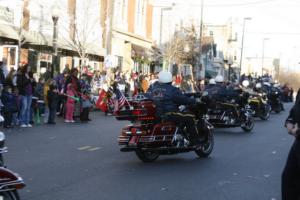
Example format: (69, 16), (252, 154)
(147, 71), (205, 145)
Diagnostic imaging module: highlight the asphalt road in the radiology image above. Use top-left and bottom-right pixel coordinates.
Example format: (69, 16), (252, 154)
(2, 103), (294, 200)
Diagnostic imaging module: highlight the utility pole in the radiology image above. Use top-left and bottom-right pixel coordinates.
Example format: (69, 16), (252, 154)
(198, 0), (204, 79)
(261, 38), (269, 76)
(239, 17), (251, 78)
(106, 0), (114, 55)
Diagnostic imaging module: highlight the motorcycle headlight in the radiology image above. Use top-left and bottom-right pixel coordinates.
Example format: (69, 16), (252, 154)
(0, 132), (5, 142)
(0, 132), (5, 149)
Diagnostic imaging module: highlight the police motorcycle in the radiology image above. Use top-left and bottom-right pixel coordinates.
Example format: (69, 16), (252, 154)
(0, 113), (25, 200)
(116, 92), (214, 162)
(205, 81), (254, 132)
(263, 82), (284, 113)
(247, 82), (271, 120)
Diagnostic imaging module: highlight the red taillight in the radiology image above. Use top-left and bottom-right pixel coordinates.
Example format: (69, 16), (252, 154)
(138, 116), (155, 120)
(131, 109), (144, 115)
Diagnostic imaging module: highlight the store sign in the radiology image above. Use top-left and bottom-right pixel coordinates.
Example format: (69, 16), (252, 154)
(0, 6), (14, 24)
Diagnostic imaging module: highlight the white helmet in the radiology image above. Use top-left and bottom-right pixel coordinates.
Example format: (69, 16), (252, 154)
(215, 75), (224, 83)
(158, 71), (172, 83)
(209, 78), (216, 85)
(242, 80), (250, 88)
(263, 82), (271, 87)
(255, 83), (262, 89)
(274, 83), (280, 88)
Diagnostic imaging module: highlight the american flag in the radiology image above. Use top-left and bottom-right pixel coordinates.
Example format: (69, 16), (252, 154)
(114, 89), (127, 112)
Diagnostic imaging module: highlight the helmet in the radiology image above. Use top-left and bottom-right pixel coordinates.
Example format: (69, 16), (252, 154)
(263, 82), (271, 87)
(255, 83), (262, 89)
(242, 80), (250, 88)
(274, 83), (280, 88)
(215, 75), (224, 83)
(209, 78), (216, 85)
(158, 71), (172, 83)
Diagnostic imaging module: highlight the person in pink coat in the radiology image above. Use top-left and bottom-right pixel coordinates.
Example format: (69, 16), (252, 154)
(65, 83), (76, 123)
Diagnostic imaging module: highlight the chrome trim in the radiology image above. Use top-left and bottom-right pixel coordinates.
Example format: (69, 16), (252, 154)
(0, 177), (25, 191)
(0, 147), (7, 154)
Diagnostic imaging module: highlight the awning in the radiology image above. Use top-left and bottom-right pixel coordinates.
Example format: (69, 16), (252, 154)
(0, 24), (19, 41)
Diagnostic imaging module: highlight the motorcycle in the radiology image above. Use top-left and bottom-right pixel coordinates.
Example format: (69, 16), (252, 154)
(205, 91), (254, 132)
(248, 92), (271, 120)
(116, 93), (214, 162)
(0, 115), (25, 200)
(268, 89), (284, 113)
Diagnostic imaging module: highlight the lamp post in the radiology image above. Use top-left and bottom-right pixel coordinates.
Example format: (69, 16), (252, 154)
(239, 17), (251, 78)
(261, 38), (269, 76)
(52, 7), (59, 78)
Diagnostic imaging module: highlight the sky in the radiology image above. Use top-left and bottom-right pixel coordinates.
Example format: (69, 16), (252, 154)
(152, 0), (300, 71)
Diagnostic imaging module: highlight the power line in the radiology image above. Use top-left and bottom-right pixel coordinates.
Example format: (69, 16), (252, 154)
(157, 0), (281, 7)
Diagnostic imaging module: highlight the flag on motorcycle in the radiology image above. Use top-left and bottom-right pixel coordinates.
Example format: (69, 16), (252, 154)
(113, 89), (127, 112)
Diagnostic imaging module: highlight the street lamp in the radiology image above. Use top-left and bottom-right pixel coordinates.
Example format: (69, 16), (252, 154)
(239, 17), (251, 78)
(52, 6), (59, 77)
(261, 38), (269, 76)
(159, 3), (175, 46)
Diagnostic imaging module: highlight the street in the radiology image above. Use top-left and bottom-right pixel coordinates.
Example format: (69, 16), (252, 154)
(2, 103), (294, 200)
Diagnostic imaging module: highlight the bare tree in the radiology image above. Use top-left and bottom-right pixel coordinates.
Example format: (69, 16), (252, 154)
(163, 24), (200, 71)
(58, 0), (103, 70)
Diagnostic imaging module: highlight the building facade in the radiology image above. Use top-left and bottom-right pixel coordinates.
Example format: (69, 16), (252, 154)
(0, 0), (106, 76)
(105, 0), (154, 73)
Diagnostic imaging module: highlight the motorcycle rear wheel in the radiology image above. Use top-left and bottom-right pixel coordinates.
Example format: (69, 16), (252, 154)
(135, 150), (160, 163)
(195, 128), (214, 158)
(274, 107), (281, 113)
(0, 190), (20, 200)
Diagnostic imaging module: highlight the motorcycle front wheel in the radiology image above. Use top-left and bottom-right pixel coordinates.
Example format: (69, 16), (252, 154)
(0, 190), (20, 200)
(259, 107), (270, 120)
(195, 128), (214, 158)
(241, 114), (254, 132)
(135, 150), (160, 163)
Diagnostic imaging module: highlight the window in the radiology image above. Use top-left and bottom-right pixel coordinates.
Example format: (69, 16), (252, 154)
(135, 0), (146, 36)
(114, 0), (128, 30)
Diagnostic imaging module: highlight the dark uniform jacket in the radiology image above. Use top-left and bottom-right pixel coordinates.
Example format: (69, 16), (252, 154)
(146, 82), (195, 116)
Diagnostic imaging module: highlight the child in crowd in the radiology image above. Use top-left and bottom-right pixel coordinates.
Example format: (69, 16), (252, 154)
(80, 90), (92, 122)
(47, 83), (59, 124)
(1, 86), (18, 128)
(65, 83), (75, 123)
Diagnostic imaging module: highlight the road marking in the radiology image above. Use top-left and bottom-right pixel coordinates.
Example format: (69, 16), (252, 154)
(87, 147), (102, 151)
(77, 146), (92, 151)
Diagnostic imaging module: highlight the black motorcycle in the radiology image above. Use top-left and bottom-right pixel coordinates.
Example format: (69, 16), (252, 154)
(268, 89), (284, 113)
(205, 92), (254, 132)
